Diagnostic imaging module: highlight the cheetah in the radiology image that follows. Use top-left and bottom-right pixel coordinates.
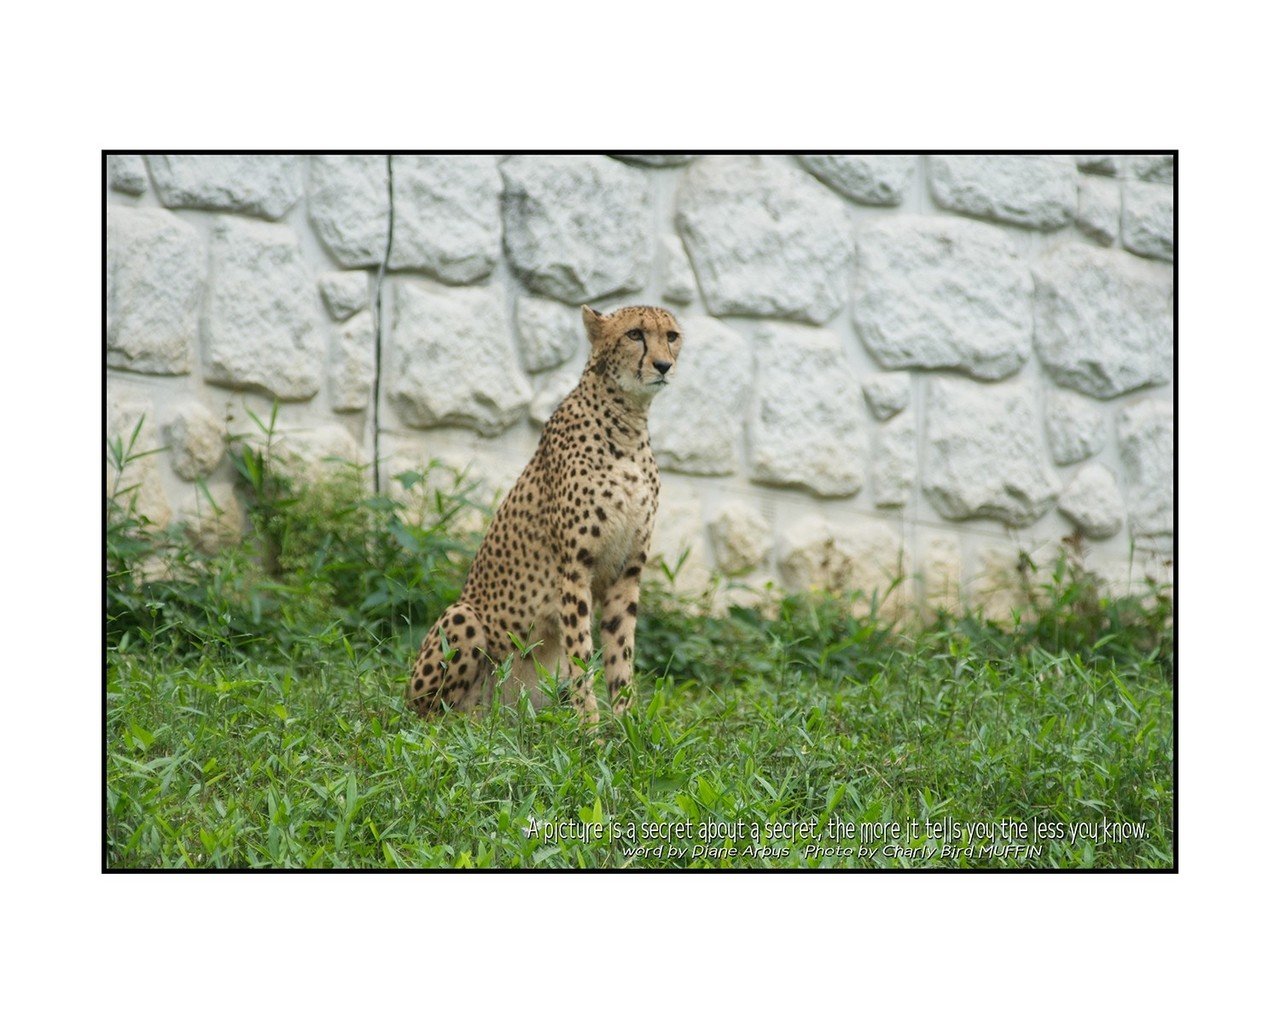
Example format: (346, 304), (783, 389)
(407, 304), (683, 726)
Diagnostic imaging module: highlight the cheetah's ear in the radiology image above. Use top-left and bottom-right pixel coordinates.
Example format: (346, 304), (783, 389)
(581, 305), (608, 348)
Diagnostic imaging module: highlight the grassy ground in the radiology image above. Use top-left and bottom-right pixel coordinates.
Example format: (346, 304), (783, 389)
(105, 419), (1173, 869)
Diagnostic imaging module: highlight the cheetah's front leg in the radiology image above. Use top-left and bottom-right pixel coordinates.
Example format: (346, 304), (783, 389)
(559, 563), (599, 727)
(601, 557), (644, 715)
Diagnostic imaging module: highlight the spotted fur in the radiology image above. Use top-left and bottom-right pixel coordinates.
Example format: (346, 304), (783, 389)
(407, 304), (683, 725)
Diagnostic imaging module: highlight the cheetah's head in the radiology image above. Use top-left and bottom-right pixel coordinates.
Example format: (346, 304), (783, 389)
(581, 305), (683, 401)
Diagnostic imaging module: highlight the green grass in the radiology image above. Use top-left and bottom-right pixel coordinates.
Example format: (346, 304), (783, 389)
(105, 414), (1173, 870)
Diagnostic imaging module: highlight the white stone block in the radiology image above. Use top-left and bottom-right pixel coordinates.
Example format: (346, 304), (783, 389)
(1122, 181), (1173, 262)
(203, 218), (326, 400)
(708, 501), (769, 576)
(677, 156), (854, 324)
(330, 309), (375, 412)
(268, 424), (365, 482)
(853, 216), (1032, 380)
(650, 316), (751, 476)
(778, 516), (907, 615)
(1118, 399), (1173, 551)
(797, 154), (915, 205)
(107, 399), (171, 528)
(1077, 176), (1120, 246)
(528, 365), (581, 426)
(1044, 391), (1106, 466)
(501, 155), (651, 303)
(1059, 464), (1124, 539)
(873, 414), (915, 509)
(388, 281), (531, 435)
(660, 233), (698, 305)
(650, 493), (711, 594)
(389, 156), (503, 283)
(108, 155), (148, 195)
(107, 207), (203, 375)
(923, 378), (1059, 526)
(317, 271), (369, 321)
(515, 295), (581, 373)
(1033, 244), (1172, 398)
(929, 155), (1076, 229)
(147, 155), (304, 219)
(748, 322), (866, 497)
(308, 155), (389, 268)
(862, 372), (911, 421)
(1128, 155), (1174, 184)
(164, 401), (225, 481)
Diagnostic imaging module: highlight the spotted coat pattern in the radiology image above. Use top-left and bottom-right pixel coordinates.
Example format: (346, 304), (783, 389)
(408, 305), (683, 725)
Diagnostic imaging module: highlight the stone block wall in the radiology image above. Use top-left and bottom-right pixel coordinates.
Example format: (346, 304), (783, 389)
(105, 153), (1174, 615)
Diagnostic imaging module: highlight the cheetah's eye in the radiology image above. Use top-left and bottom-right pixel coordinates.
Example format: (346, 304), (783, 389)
(667, 332), (679, 343)
(627, 329), (644, 341)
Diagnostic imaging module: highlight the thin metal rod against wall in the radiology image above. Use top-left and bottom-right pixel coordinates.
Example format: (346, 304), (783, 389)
(371, 154), (394, 493)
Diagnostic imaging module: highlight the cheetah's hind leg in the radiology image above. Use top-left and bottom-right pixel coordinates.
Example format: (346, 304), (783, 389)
(407, 602), (490, 716)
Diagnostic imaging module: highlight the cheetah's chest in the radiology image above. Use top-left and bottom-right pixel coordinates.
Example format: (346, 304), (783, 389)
(590, 460), (655, 589)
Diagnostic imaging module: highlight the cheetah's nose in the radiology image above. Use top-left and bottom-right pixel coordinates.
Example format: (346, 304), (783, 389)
(653, 360), (672, 375)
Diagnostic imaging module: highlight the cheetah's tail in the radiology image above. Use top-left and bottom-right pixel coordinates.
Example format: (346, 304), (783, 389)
(407, 601), (490, 716)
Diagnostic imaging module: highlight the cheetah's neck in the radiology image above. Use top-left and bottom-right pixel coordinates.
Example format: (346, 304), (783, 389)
(576, 368), (655, 444)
